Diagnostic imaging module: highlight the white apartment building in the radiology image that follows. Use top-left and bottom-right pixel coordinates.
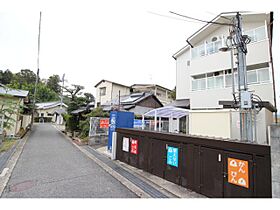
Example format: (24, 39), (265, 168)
(173, 12), (276, 144)
(94, 79), (131, 107)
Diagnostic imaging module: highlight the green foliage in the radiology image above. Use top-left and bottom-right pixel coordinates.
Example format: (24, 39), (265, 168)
(78, 108), (109, 138)
(11, 69), (37, 88)
(0, 139), (16, 153)
(86, 107), (109, 118)
(171, 86), (176, 100)
(0, 95), (20, 130)
(0, 69), (13, 85)
(64, 113), (79, 132)
(36, 83), (60, 102)
(84, 92), (95, 104)
(47, 74), (61, 94)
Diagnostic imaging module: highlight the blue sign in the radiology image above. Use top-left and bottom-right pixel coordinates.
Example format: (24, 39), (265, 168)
(133, 119), (144, 128)
(167, 146), (179, 167)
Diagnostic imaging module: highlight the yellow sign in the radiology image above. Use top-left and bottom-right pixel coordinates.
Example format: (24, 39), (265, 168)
(228, 158), (249, 188)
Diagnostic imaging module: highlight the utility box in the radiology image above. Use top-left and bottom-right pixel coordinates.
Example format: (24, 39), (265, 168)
(240, 91), (252, 109)
(108, 111), (134, 151)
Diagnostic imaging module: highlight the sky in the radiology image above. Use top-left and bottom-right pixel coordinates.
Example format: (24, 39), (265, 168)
(0, 0), (279, 111)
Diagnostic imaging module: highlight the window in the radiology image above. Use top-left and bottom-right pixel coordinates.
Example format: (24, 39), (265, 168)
(100, 87), (106, 96)
(207, 77), (215, 89)
(225, 74), (233, 87)
(192, 74), (206, 91)
(47, 113), (53, 116)
(258, 68), (270, 82)
(245, 26), (266, 43)
(247, 71), (258, 84)
(41, 113), (44, 117)
(215, 75), (224, 88)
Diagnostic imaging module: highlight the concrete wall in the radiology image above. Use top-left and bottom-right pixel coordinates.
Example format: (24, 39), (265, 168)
(189, 110), (231, 138)
(269, 124), (280, 198)
(189, 109), (273, 144)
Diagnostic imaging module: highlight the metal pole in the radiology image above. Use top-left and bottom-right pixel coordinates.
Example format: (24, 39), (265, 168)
(235, 12), (253, 142)
(31, 11), (42, 127)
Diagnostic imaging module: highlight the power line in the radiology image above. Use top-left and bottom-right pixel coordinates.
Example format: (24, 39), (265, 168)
(169, 11), (234, 26)
(147, 11), (205, 24)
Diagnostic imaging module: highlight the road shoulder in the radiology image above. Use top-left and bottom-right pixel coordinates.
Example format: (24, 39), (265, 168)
(0, 131), (31, 197)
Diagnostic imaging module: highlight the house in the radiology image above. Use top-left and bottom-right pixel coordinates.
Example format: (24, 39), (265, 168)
(102, 92), (163, 116)
(94, 79), (131, 107)
(35, 101), (68, 123)
(131, 84), (173, 105)
(173, 12), (276, 144)
(0, 86), (31, 137)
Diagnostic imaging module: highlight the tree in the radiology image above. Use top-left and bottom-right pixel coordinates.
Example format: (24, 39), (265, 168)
(11, 69), (37, 89)
(84, 92), (95, 104)
(62, 84), (84, 112)
(36, 83), (60, 102)
(47, 74), (61, 94)
(171, 86), (176, 100)
(0, 69), (13, 85)
(0, 94), (21, 134)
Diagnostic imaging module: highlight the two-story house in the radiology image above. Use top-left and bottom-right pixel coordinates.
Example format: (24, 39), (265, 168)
(94, 79), (131, 107)
(131, 84), (173, 105)
(173, 12), (276, 144)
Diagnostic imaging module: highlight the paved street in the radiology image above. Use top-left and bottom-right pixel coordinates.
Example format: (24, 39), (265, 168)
(1, 124), (137, 198)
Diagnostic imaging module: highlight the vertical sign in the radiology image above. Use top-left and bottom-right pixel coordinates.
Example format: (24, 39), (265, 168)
(228, 157), (249, 188)
(122, 137), (129, 152)
(130, 139), (138, 155)
(166, 146), (179, 167)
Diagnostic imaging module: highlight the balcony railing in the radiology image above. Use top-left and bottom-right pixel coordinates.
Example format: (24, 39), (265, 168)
(191, 26), (267, 60)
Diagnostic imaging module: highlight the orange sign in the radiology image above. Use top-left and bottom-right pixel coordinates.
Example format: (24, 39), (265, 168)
(100, 118), (109, 128)
(228, 158), (249, 188)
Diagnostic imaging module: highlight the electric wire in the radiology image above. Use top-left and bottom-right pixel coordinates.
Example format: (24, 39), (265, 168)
(169, 11), (234, 26)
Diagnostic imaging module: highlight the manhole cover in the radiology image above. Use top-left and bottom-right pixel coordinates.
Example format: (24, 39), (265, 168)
(9, 180), (36, 192)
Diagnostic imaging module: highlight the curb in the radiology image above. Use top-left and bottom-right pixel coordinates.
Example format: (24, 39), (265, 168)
(0, 131), (31, 197)
(53, 125), (151, 198)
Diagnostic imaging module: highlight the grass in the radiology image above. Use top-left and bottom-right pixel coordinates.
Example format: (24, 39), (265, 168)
(0, 139), (16, 153)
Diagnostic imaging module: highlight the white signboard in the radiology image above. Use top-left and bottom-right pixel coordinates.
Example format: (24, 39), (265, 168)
(122, 137), (129, 152)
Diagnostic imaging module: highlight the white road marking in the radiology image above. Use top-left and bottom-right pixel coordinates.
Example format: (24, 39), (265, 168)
(0, 168), (9, 177)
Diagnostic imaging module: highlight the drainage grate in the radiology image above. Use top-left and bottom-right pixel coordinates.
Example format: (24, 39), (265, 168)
(84, 146), (168, 198)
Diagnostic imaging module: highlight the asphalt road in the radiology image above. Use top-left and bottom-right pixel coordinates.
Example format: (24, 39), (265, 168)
(1, 124), (137, 198)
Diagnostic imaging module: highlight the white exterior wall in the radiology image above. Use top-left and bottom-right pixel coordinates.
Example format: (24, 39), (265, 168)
(176, 49), (191, 100)
(95, 81), (113, 106)
(37, 106), (66, 122)
(95, 81), (130, 106)
(111, 84), (130, 102)
(175, 20), (273, 109)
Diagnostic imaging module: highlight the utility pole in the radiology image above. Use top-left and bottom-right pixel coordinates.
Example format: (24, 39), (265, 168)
(31, 11), (42, 127)
(234, 12), (253, 142)
(60, 73), (65, 109)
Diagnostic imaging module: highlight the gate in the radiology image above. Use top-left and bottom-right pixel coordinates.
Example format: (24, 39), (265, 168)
(116, 128), (272, 198)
